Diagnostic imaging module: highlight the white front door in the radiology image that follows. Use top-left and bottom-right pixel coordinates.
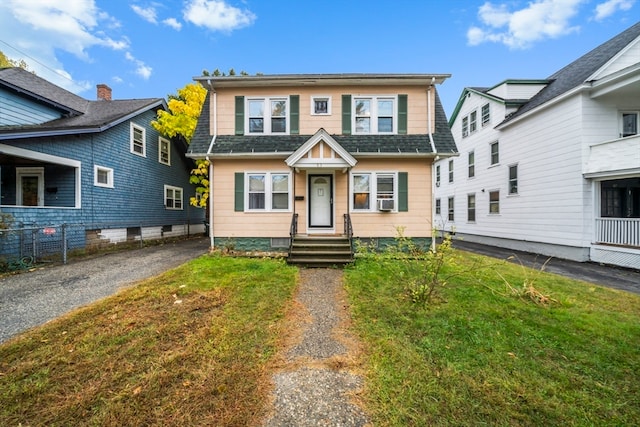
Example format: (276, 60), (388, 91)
(309, 175), (333, 228)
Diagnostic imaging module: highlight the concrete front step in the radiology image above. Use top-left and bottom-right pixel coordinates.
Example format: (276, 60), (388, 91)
(288, 236), (354, 267)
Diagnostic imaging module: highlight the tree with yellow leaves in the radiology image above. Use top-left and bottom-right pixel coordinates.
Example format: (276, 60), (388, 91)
(151, 83), (208, 207)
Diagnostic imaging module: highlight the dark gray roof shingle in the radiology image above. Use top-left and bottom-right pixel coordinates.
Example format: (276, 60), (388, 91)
(188, 87), (457, 157)
(0, 67), (165, 138)
(503, 21), (640, 124)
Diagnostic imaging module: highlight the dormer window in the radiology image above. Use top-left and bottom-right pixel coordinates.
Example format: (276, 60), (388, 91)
(354, 96), (396, 134)
(247, 97), (288, 134)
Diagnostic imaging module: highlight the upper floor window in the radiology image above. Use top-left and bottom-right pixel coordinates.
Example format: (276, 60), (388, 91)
(248, 97), (288, 134)
(468, 151), (475, 178)
(311, 96), (331, 115)
(165, 185), (183, 210)
(436, 164), (441, 186)
(159, 137), (170, 165)
(481, 103), (490, 126)
(354, 96), (395, 134)
(435, 198), (441, 215)
(621, 112), (638, 137)
(469, 110), (477, 133)
(490, 141), (500, 165)
(448, 159), (454, 183)
(130, 123), (146, 157)
(462, 116), (469, 137)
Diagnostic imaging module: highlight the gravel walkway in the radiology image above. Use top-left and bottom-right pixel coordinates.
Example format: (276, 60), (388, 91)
(0, 237), (209, 344)
(262, 268), (370, 427)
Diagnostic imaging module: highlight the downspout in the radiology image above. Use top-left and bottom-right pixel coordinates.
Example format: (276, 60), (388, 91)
(427, 78), (437, 251)
(207, 88), (217, 249)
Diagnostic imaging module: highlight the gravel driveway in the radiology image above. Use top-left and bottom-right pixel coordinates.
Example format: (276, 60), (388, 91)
(0, 237), (209, 344)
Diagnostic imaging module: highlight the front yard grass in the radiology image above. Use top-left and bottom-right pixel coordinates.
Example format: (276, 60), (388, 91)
(1, 249), (639, 426)
(0, 255), (298, 426)
(344, 250), (640, 426)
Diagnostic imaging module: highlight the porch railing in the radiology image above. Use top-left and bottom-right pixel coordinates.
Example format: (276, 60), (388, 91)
(288, 213), (298, 257)
(343, 213), (353, 249)
(595, 217), (640, 248)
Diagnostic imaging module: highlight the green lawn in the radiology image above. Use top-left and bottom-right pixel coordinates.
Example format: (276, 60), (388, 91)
(1, 250), (638, 426)
(344, 249), (640, 426)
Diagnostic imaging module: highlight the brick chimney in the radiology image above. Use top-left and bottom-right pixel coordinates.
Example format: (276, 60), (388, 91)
(96, 84), (112, 101)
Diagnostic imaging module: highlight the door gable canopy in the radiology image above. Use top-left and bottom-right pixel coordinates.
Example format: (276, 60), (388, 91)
(286, 128), (357, 169)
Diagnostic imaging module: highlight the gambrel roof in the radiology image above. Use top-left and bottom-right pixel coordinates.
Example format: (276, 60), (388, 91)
(0, 67), (166, 140)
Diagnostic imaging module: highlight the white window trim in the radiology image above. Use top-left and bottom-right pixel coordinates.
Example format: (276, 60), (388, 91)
(350, 171), (398, 213)
(489, 190), (500, 214)
(481, 103), (491, 127)
(130, 122), (146, 157)
(246, 97), (290, 135)
(353, 95), (397, 135)
(448, 159), (454, 183)
(94, 165), (114, 188)
(508, 163), (519, 195)
(489, 141), (500, 166)
(311, 95), (332, 115)
(468, 151), (475, 178)
(244, 172), (292, 212)
(16, 167), (44, 207)
(158, 137), (171, 166)
(620, 111), (639, 138)
(164, 185), (183, 210)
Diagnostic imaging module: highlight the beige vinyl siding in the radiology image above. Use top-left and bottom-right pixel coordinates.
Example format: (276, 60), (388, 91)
(211, 85), (432, 136)
(350, 159), (433, 238)
(212, 159), (292, 238)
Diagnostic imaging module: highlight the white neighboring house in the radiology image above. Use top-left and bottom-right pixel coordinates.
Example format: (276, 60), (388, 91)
(435, 21), (640, 270)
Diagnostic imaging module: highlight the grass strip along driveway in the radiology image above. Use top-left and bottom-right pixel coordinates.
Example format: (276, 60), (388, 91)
(1, 250), (640, 426)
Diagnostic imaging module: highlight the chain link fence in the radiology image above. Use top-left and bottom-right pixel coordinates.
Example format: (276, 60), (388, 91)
(0, 221), (205, 272)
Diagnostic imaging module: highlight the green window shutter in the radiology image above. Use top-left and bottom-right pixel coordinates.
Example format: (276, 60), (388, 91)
(398, 94), (408, 135)
(398, 172), (408, 212)
(342, 94), (351, 135)
(290, 95), (299, 135)
(234, 172), (244, 211)
(235, 96), (244, 135)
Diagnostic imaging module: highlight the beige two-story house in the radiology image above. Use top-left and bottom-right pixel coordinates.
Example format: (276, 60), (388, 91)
(188, 74), (457, 264)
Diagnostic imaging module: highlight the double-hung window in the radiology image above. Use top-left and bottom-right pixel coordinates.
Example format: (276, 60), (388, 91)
(490, 141), (499, 165)
(462, 116), (469, 137)
(435, 164), (441, 186)
(481, 103), (490, 126)
(448, 160), (454, 183)
(165, 185), (183, 210)
(468, 194), (476, 222)
(248, 98), (288, 134)
(489, 191), (500, 214)
(130, 123), (146, 156)
(352, 172), (397, 211)
(448, 197), (455, 221)
(435, 198), (441, 215)
(469, 110), (477, 133)
(468, 151), (475, 178)
(159, 137), (170, 165)
(246, 172), (290, 211)
(354, 96), (395, 134)
(509, 164), (518, 194)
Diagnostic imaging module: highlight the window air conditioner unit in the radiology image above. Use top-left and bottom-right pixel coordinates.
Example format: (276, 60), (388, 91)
(377, 199), (394, 211)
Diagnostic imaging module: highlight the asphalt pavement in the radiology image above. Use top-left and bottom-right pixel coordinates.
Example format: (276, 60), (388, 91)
(452, 239), (640, 295)
(0, 236), (210, 344)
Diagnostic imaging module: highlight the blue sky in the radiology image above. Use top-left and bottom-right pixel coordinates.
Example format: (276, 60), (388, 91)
(0, 0), (637, 117)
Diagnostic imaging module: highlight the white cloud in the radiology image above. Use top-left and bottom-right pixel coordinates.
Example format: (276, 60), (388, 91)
(468, 0), (585, 49)
(593, 0), (635, 20)
(163, 17), (182, 30)
(183, 0), (256, 32)
(131, 5), (158, 24)
(125, 52), (152, 80)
